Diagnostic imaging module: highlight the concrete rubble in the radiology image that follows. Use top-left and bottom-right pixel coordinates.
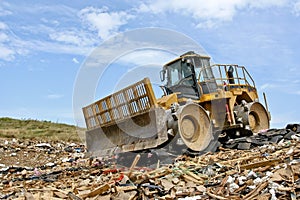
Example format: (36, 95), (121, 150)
(0, 124), (299, 200)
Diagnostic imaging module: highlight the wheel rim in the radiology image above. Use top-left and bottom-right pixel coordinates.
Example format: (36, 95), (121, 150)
(249, 111), (259, 131)
(180, 115), (199, 142)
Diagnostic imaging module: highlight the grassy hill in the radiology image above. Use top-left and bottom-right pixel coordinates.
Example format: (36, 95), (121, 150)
(0, 117), (83, 142)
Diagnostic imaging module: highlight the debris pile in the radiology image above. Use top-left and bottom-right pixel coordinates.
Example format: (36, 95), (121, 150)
(0, 126), (299, 199)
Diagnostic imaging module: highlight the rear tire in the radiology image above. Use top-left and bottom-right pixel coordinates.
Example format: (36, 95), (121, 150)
(248, 102), (270, 133)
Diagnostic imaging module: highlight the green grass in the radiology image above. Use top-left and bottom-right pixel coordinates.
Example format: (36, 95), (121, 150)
(0, 117), (84, 142)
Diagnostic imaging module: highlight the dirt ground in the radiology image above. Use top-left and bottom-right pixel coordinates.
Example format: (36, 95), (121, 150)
(0, 129), (299, 200)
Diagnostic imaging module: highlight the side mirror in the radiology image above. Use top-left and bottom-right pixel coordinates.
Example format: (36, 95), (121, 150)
(160, 69), (166, 82)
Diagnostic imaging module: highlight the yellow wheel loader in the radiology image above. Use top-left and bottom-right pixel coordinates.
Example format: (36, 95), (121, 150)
(83, 51), (271, 156)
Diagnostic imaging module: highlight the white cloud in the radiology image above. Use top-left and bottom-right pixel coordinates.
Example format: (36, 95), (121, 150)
(137, 1), (236, 20)
(0, 4), (96, 62)
(0, 4), (12, 17)
(0, 21), (7, 29)
(0, 45), (15, 61)
(259, 83), (275, 91)
(294, 90), (300, 95)
(9, 4), (76, 18)
(196, 20), (218, 29)
(15, 24), (97, 56)
(28, 39), (92, 56)
(137, 0), (289, 28)
(46, 94), (64, 99)
(0, 22), (29, 61)
(0, 32), (8, 42)
(0, 10), (12, 16)
(116, 49), (175, 66)
(40, 17), (59, 26)
(79, 6), (134, 40)
(293, 0), (300, 16)
(72, 57), (79, 64)
(0, 26), (93, 60)
(248, 0), (287, 8)
(49, 30), (98, 47)
(50, 31), (85, 46)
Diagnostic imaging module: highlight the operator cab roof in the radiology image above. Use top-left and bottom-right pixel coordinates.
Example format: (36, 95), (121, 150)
(163, 51), (211, 68)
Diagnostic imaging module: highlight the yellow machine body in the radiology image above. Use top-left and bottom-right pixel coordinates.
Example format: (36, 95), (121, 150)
(83, 52), (271, 156)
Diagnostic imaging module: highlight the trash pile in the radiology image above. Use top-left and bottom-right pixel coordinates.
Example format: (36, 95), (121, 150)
(0, 125), (299, 200)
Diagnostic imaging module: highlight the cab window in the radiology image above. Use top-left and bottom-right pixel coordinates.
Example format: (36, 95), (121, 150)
(167, 60), (181, 86)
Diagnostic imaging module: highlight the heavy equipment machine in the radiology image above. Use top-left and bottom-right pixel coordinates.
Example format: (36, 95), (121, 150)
(83, 51), (271, 156)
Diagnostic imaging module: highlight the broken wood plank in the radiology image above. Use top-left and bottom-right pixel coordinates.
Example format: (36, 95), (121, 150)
(181, 174), (204, 184)
(216, 176), (229, 195)
(24, 192), (35, 200)
(243, 181), (268, 200)
(219, 155), (261, 165)
(115, 185), (137, 192)
(179, 166), (207, 180)
(128, 154), (141, 178)
(87, 183), (110, 198)
(160, 179), (174, 191)
(149, 168), (172, 179)
(53, 191), (68, 199)
(206, 191), (228, 200)
(67, 192), (82, 200)
(240, 159), (281, 170)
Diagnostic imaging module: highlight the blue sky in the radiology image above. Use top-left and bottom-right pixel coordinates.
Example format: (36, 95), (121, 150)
(0, 0), (300, 128)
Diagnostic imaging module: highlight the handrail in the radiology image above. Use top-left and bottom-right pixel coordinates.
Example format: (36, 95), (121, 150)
(198, 64), (255, 88)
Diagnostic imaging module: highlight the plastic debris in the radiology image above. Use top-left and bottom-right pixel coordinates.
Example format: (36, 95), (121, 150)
(35, 143), (52, 148)
(0, 125), (299, 199)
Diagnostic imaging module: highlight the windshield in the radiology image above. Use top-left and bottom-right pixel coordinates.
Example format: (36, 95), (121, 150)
(191, 56), (213, 82)
(167, 60), (181, 86)
(167, 60), (194, 86)
(166, 56), (213, 87)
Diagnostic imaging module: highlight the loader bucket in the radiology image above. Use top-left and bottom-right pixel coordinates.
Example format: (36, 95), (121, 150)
(83, 78), (169, 156)
(177, 103), (213, 151)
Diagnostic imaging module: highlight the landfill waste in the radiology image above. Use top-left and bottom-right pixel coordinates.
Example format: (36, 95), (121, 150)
(0, 124), (299, 199)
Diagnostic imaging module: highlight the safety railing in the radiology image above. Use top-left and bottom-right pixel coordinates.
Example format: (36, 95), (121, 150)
(198, 64), (255, 94)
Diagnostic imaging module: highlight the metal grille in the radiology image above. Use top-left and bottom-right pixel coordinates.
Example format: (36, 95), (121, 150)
(83, 78), (157, 130)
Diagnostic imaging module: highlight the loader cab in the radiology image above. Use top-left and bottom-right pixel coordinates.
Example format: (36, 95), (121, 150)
(160, 52), (218, 99)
